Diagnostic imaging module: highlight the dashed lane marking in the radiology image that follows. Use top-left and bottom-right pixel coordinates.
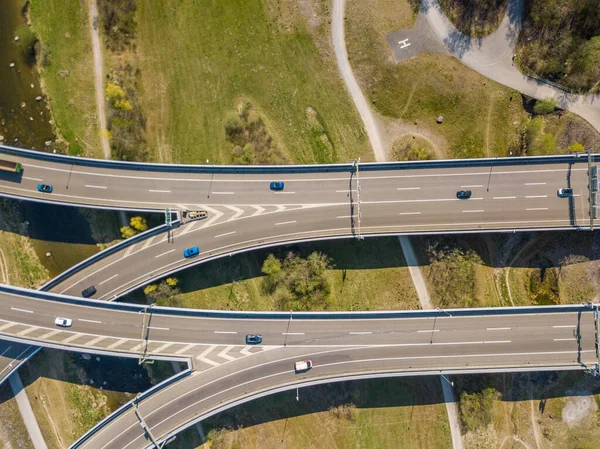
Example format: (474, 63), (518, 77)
(11, 308), (33, 314)
(99, 274), (118, 286)
(155, 249), (175, 259)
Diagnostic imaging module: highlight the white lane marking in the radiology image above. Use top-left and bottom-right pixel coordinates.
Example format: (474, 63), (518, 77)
(417, 329), (439, 333)
(79, 319), (102, 324)
(174, 344), (196, 355)
(525, 182), (546, 186)
(337, 215), (357, 219)
(336, 189), (357, 193)
(225, 205), (244, 222)
(148, 326), (170, 331)
(0, 322), (17, 331)
(0, 346), (12, 357)
(85, 184), (107, 189)
(397, 187), (420, 191)
(18, 327), (38, 336)
(399, 212), (421, 215)
(106, 339), (128, 349)
(484, 340), (511, 344)
(122, 244), (136, 259)
(493, 196), (516, 200)
(38, 329), (61, 339)
(526, 195), (547, 199)
(84, 336), (105, 347)
(153, 343), (173, 353)
(250, 205), (266, 217)
(349, 332), (373, 335)
(149, 189), (171, 193)
(196, 346), (220, 366)
(142, 236), (155, 250)
(11, 307), (33, 314)
(214, 231), (236, 239)
(486, 327), (511, 331)
(23, 176), (43, 181)
(526, 208), (549, 211)
(282, 332), (305, 335)
(62, 333), (83, 343)
(554, 338), (575, 341)
(275, 221), (297, 226)
(553, 325), (576, 328)
(461, 184), (483, 188)
(463, 210), (484, 213)
(214, 331), (237, 334)
(211, 192), (234, 195)
(155, 249), (176, 259)
(362, 197), (483, 205)
(99, 274), (118, 286)
(240, 346), (254, 356)
(273, 192), (296, 194)
(218, 346), (237, 361)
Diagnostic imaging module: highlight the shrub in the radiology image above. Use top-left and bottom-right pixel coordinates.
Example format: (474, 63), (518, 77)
(129, 216), (148, 232)
(459, 388), (500, 432)
(533, 98), (558, 115)
(145, 279), (181, 305)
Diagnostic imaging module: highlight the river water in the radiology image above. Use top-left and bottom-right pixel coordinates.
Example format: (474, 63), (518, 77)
(1, 1), (100, 278)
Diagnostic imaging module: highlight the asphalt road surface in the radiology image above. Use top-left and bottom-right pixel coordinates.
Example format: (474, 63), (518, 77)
(38, 160), (591, 299)
(0, 288), (595, 449)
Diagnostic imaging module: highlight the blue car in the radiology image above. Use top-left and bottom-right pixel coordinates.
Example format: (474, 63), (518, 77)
(37, 183), (53, 193)
(183, 246), (200, 258)
(270, 181), (284, 191)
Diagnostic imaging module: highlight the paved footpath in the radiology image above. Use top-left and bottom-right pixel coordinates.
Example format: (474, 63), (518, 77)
(388, 0), (600, 132)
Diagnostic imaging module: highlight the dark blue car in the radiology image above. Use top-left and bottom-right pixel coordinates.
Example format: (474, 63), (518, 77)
(183, 246), (200, 258)
(37, 183), (53, 193)
(270, 181), (284, 191)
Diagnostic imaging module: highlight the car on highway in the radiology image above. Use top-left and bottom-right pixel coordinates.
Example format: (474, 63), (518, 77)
(294, 359), (313, 373)
(557, 188), (573, 198)
(37, 183), (53, 193)
(81, 285), (97, 298)
(245, 334), (263, 345)
(456, 190), (472, 199)
(183, 246), (200, 258)
(54, 317), (72, 327)
(270, 181), (284, 191)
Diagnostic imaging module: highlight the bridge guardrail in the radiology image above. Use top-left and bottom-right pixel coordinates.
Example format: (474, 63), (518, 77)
(1, 283), (594, 320)
(1, 144), (596, 176)
(40, 220), (179, 293)
(69, 364), (193, 448)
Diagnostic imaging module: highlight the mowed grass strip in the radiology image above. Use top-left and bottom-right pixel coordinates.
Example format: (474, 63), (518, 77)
(136, 0), (370, 164)
(29, 0), (102, 157)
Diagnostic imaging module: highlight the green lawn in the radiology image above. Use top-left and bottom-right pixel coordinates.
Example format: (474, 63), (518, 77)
(136, 0), (370, 164)
(29, 0), (103, 157)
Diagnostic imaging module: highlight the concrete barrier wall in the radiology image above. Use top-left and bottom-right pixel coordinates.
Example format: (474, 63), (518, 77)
(1, 144), (597, 175)
(40, 221), (177, 292)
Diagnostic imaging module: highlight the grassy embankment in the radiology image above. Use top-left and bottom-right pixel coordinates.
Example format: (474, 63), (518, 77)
(438, 0), (508, 37)
(517, 0), (600, 92)
(29, 0), (102, 157)
(346, 0), (599, 161)
(136, 0), (370, 164)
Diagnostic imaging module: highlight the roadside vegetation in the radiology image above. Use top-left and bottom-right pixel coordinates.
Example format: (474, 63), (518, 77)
(197, 377), (450, 449)
(438, 0), (508, 37)
(346, 0), (599, 160)
(455, 371), (600, 449)
(517, 0), (600, 92)
(144, 238), (420, 312)
(29, 0), (102, 157)
(136, 0), (370, 164)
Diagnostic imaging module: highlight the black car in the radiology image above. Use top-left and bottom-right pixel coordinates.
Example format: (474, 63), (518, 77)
(81, 285), (97, 298)
(456, 190), (472, 199)
(245, 334), (263, 345)
(557, 188), (573, 198)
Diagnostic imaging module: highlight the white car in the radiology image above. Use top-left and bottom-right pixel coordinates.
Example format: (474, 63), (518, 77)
(54, 317), (73, 327)
(294, 360), (313, 373)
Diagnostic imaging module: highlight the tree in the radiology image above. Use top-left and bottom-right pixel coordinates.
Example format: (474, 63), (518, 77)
(459, 388), (500, 431)
(568, 141), (585, 152)
(533, 98), (558, 115)
(144, 279), (180, 305)
(130, 216), (148, 232)
(120, 226), (136, 239)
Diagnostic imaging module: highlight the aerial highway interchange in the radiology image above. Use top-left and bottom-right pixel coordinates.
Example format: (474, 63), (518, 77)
(0, 145), (599, 448)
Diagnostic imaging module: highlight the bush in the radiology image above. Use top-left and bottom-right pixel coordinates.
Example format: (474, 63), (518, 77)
(120, 216), (148, 237)
(145, 279), (180, 305)
(533, 98), (558, 115)
(459, 388), (500, 432)
(261, 251), (333, 311)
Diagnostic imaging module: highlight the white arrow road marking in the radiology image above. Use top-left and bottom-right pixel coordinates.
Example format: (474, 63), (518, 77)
(218, 345), (237, 361)
(195, 345), (220, 366)
(250, 205), (265, 217)
(225, 205), (244, 222)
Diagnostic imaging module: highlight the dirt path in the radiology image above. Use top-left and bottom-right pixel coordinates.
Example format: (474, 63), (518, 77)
(332, 0), (385, 162)
(87, 0), (111, 159)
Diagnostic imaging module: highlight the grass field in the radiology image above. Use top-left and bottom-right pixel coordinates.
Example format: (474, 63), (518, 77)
(29, 0), (103, 157)
(161, 238), (420, 312)
(136, 0), (370, 164)
(345, 0), (599, 159)
(197, 377), (450, 449)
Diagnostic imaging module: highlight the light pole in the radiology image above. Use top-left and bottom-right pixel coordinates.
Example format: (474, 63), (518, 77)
(440, 373), (454, 387)
(296, 388), (299, 401)
(436, 307), (452, 318)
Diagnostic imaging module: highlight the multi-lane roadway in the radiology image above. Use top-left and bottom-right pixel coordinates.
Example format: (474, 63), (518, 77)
(0, 285), (595, 448)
